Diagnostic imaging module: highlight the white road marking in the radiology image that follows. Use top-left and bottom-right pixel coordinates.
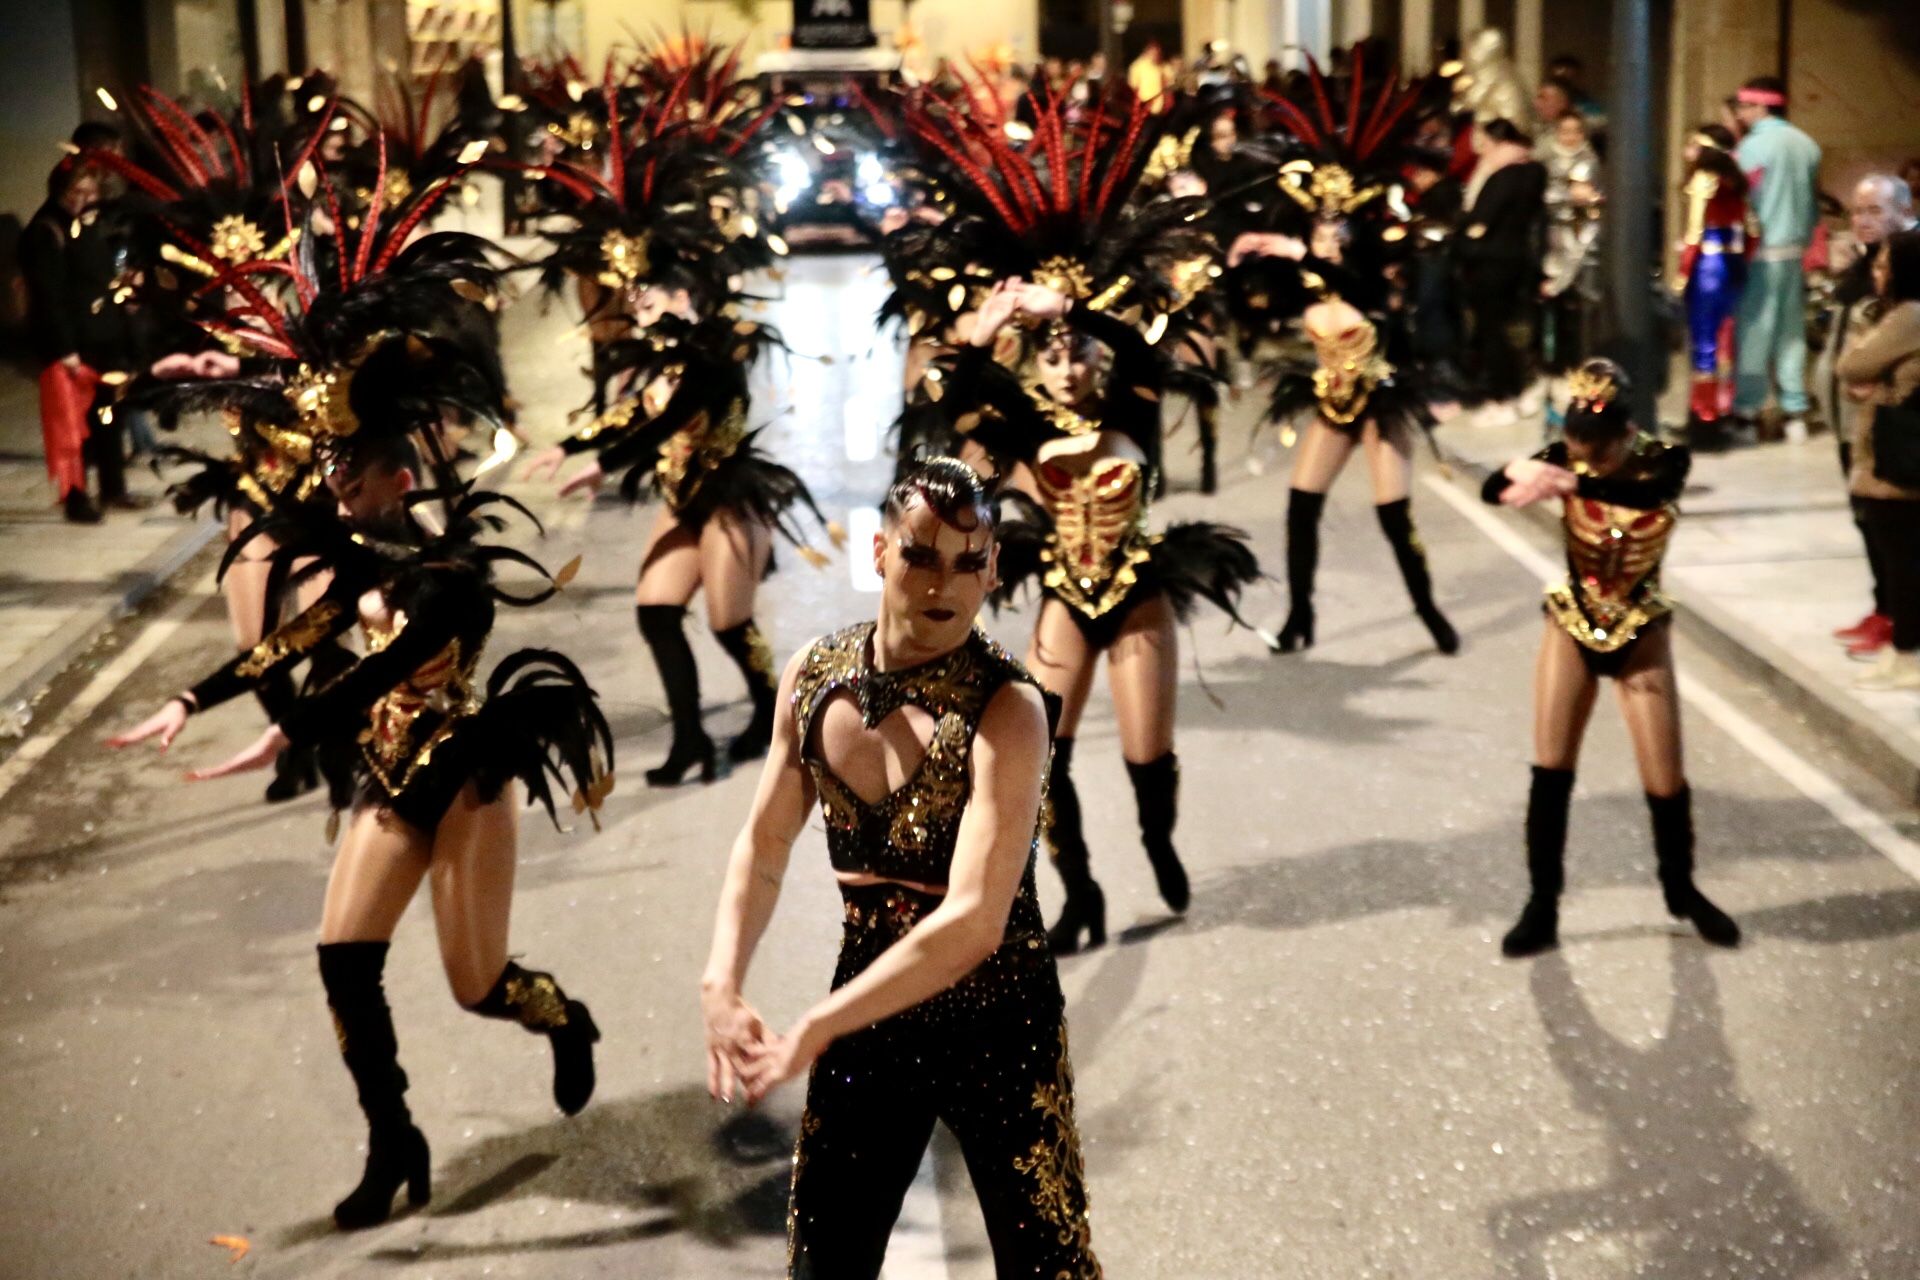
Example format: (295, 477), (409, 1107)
(0, 590), (202, 805)
(1424, 473), (1920, 880)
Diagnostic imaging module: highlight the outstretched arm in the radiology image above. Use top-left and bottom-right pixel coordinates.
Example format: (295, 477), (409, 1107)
(701, 648), (817, 1101)
(737, 680), (1051, 1103)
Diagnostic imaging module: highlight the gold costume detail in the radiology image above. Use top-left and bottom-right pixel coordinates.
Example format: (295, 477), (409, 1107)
(657, 399), (748, 510)
(572, 395), (639, 444)
(597, 228), (652, 288)
(1036, 458), (1156, 620)
(286, 362), (362, 440)
(1547, 443), (1679, 652)
(1279, 161), (1389, 216)
(1011, 1025), (1101, 1276)
(1021, 381), (1100, 437)
(1307, 316), (1394, 425)
(502, 969), (571, 1029)
(1566, 366), (1619, 409)
(235, 600), (344, 678)
(1033, 255), (1094, 301)
(1140, 127), (1199, 186)
(742, 622), (776, 681)
(356, 618), (484, 794)
(208, 215), (267, 264)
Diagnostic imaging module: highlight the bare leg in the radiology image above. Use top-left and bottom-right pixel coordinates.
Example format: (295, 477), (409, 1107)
(636, 509), (715, 783)
(1613, 624), (1685, 797)
(1026, 600), (1106, 952)
(697, 508), (774, 633)
(319, 806), (432, 944)
(1505, 625), (1600, 956)
(437, 780), (605, 1107)
(427, 782), (519, 1006)
(1109, 594), (1188, 911)
(223, 507), (274, 651)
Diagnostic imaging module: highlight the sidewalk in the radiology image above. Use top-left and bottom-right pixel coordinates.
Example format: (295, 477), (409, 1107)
(0, 360), (215, 730)
(1436, 405), (1920, 805)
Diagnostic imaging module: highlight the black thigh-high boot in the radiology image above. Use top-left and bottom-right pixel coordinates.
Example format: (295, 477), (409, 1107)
(1044, 740), (1107, 955)
(636, 605), (715, 785)
(466, 961), (602, 1115)
(1126, 752), (1189, 913)
(1503, 766), (1574, 956)
(1648, 788), (1741, 947)
(317, 942), (431, 1229)
(258, 671), (318, 802)
(713, 619), (777, 763)
(1376, 498), (1460, 654)
(1279, 489), (1324, 653)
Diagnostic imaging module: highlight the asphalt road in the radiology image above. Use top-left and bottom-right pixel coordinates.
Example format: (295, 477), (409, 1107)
(2, 255), (1917, 1280)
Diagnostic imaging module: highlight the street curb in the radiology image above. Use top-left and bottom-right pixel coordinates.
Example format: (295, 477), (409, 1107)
(1441, 456), (1920, 807)
(0, 515), (219, 719)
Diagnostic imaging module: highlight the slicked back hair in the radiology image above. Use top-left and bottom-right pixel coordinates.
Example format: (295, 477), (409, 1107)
(883, 457), (993, 535)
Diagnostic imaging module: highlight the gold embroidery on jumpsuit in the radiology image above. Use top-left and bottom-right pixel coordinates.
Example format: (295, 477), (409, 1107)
(1546, 469), (1678, 652)
(1012, 1024), (1102, 1277)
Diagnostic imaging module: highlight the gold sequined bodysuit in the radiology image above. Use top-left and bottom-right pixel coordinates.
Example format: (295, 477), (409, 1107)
(784, 621), (1099, 1278)
(1034, 457), (1157, 622)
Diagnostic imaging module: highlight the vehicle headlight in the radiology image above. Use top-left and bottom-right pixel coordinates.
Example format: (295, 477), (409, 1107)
(771, 149), (813, 210)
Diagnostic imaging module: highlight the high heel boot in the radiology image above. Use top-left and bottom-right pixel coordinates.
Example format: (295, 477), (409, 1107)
(1126, 752), (1189, 913)
(317, 942), (431, 1229)
(1043, 740), (1107, 954)
(1278, 489), (1323, 652)
(1376, 498), (1459, 654)
(637, 605), (716, 785)
(1648, 787), (1741, 947)
(467, 961), (602, 1115)
(1502, 767), (1574, 956)
(259, 672), (319, 802)
(714, 619), (778, 762)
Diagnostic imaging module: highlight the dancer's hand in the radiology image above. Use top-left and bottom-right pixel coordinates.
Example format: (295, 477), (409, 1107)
(557, 460), (604, 498)
(737, 1017), (829, 1105)
(1500, 458), (1577, 507)
(186, 724), (290, 781)
(1228, 232), (1305, 266)
(105, 698), (191, 750)
(521, 444), (569, 483)
(968, 279), (1025, 347)
(1014, 283), (1072, 320)
(702, 986), (769, 1104)
(149, 352), (200, 379)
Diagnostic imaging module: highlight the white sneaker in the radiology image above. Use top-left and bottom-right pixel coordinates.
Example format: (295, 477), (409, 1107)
(1782, 416), (1809, 444)
(1853, 650), (1920, 691)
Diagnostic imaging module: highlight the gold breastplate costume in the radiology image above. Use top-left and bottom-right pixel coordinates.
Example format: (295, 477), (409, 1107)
(1307, 314), (1395, 426)
(654, 396), (748, 511)
(1546, 458), (1680, 653)
(1034, 457), (1158, 621)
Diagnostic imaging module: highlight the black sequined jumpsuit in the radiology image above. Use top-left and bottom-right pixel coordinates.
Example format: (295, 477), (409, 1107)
(785, 622), (1101, 1279)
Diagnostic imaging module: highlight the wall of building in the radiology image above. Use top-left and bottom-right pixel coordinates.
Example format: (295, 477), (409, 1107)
(535, 0), (1040, 74)
(1790, 0), (1920, 193)
(0, 0), (84, 224)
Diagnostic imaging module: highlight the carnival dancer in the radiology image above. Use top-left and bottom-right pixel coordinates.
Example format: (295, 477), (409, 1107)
(520, 63), (836, 784)
(701, 458), (1101, 1278)
(1674, 124), (1755, 436)
(107, 347), (613, 1234)
(900, 91), (1266, 953)
(1481, 358), (1740, 956)
(1230, 50), (1459, 655)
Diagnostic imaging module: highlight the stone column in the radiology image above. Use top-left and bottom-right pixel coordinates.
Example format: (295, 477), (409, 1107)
(1401, 0), (1431, 73)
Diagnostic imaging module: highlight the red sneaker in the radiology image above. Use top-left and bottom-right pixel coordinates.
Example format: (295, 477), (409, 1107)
(1846, 614), (1895, 659)
(1834, 612), (1888, 643)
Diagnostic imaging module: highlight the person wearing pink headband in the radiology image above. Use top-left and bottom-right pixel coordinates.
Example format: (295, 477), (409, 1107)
(1723, 75), (1823, 446)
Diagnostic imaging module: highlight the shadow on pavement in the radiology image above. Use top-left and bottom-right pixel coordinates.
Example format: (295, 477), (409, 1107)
(329, 1085), (792, 1265)
(1486, 942), (1838, 1278)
